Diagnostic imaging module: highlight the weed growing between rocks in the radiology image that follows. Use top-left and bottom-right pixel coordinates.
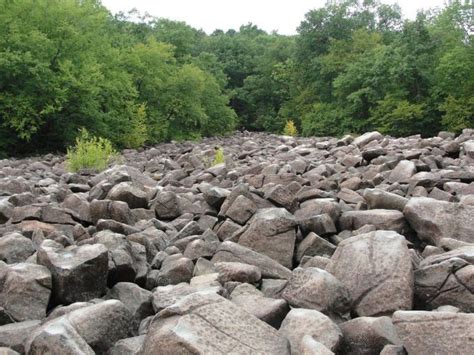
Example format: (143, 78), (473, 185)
(66, 128), (118, 173)
(212, 147), (225, 166)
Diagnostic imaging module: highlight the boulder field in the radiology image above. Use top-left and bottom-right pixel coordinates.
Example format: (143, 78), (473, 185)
(0, 130), (473, 354)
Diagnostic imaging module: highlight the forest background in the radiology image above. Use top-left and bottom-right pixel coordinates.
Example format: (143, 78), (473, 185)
(0, 0), (472, 157)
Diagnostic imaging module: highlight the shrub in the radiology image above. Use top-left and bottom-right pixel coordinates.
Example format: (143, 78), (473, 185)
(66, 128), (117, 172)
(212, 147), (225, 166)
(121, 103), (148, 149)
(283, 120), (298, 136)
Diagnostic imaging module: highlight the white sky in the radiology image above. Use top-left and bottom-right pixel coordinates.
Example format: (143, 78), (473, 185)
(101, 0), (449, 35)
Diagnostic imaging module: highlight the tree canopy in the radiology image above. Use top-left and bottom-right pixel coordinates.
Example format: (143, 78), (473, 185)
(0, 0), (472, 157)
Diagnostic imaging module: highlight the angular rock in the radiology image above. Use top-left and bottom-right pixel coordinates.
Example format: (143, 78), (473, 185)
(203, 186), (230, 208)
(337, 188), (365, 204)
(142, 292), (290, 354)
(153, 191), (181, 220)
(107, 282), (154, 326)
(404, 197), (474, 245)
(225, 195), (257, 225)
(339, 209), (409, 235)
(26, 317), (95, 355)
(353, 131), (383, 147)
(393, 311), (474, 355)
(300, 336), (335, 355)
(326, 230), (413, 316)
(238, 208), (297, 268)
(92, 231), (138, 286)
(214, 261), (261, 284)
(363, 189), (408, 212)
(155, 254), (194, 286)
(231, 293), (289, 328)
(62, 194), (91, 223)
(282, 267), (351, 319)
(27, 300), (133, 354)
(0, 199), (13, 223)
(297, 212), (337, 237)
(261, 279), (288, 299)
(296, 232), (336, 262)
(107, 182), (148, 209)
(265, 184), (298, 212)
(37, 242), (108, 304)
(109, 336), (145, 355)
(211, 241), (292, 280)
(151, 283), (218, 313)
(0, 263), (51, 321)
(278, 309), (342, 354)
(0, 320), (41, 353)
(389, 160), (416, 183)
(414, 246), (474, 312)
(339, 316), (401, 355)
(0, 233), (35, 263)
(90, 200), (133, 225)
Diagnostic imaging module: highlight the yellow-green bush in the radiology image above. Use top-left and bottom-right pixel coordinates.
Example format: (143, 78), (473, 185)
(283, 120), (298, 136)
(212, 147), (225, 166)
(66, 129), (117, 172)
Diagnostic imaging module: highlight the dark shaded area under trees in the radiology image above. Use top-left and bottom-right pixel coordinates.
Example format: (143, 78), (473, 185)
(0, 0), (472, 157)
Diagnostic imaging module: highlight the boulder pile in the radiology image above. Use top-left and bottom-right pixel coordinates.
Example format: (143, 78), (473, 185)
(1, 130), (473, 354)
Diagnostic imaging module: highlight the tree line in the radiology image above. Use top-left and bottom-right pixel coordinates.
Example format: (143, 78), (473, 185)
(0, 0), (472, 157)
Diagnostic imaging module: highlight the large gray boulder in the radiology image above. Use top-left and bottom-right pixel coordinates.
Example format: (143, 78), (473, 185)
(339, 316), (402, 355)
(89, 200), (134, 225)
(152, 191), (181, 220)
(278, 309), (342, 354)
(414, 246), (474, 312)
(154, 254), (194, 287)
(339, 209), (409, 235)
(211, 241), (292, 280)
(282, 267), (351, 320)
(238, 208), (297, 268)
(296, 232), (336, 262)
(0, 320), (41, 353)
(0, 263), (51, 321)
(231, 293), (289, 328)
(26, 300), (133, 354)
(363, 189), (408, 212)
(37, 242), (108, 304)
(107, 282), (154, 327)
(353, 131), (383, 147)
(142, 292), (290, 354)
(388, 160), (416, 183)
(393, 311), (474, 355)
(91, 231), (139, 286)
(151, 283), (221, 313)
(107, 181), (148, 209)
(214, 261), (261, 284)
(404, 197), (474, 245)
(326, 231), (413, 316)
(0, 233), (35, 264)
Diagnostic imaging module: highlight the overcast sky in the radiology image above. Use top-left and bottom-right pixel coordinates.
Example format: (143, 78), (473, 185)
(101, 0), (449, 35)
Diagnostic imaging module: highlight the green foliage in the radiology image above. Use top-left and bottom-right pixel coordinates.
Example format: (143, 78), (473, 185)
(212, 148), (225, 166)
(302, 103), (348, 137)
(440, 96), (474, 133)
(66, 129), (117, 173)
(283, 120), (298, 136)
(370, 97), (426, 136)
(120, 103), (149, 149)
(0, 0), (473, 157)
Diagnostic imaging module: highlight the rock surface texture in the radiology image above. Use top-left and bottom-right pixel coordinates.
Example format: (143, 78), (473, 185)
(0, 129), (473, 354)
